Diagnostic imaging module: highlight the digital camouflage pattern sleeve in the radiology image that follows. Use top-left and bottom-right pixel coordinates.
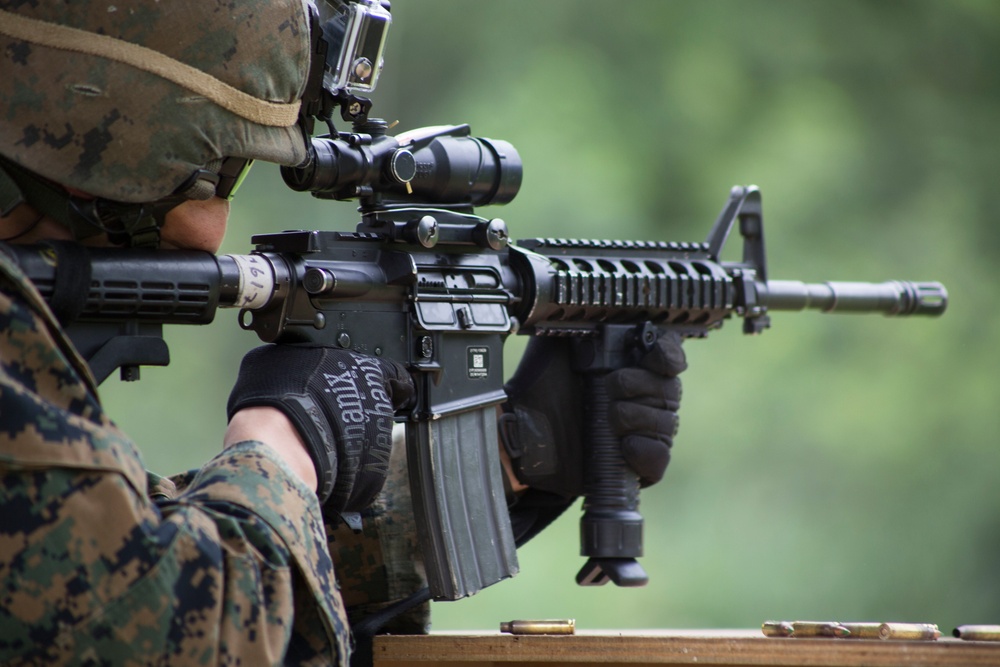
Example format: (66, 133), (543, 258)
(0, 250), (351, 666)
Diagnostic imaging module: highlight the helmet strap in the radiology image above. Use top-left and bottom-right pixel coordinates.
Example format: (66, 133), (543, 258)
(0, 155), (222, 248)
(68, 197), (178, 248)
(0, 155), (105, 241)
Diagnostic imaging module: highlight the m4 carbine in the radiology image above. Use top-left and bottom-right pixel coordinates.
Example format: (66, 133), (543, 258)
(4, 123), (947, 601)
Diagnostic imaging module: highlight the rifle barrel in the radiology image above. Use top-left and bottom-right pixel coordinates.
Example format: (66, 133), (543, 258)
(764, 280), (947, 317)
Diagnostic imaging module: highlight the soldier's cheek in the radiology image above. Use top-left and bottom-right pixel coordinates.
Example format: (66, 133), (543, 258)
(159, 197), (230, 252)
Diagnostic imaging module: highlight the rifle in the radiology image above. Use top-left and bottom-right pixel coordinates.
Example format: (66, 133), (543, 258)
(3, 121), (947, 601)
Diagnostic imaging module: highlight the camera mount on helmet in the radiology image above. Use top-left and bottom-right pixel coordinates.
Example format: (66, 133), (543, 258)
(300, 0), (392, 131)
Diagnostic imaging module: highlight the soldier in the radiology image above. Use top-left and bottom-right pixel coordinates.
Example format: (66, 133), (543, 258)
(0, 2), (415, 664)
(0, 1), (685, 664)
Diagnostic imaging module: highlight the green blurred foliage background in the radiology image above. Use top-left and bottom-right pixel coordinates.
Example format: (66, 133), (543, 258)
(102, 0), (999, 633)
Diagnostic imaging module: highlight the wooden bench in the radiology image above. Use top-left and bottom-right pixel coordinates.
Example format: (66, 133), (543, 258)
(373, 630), (999, 666)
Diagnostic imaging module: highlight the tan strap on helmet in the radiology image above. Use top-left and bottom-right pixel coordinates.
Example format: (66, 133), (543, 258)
(0, 9), (301, 127)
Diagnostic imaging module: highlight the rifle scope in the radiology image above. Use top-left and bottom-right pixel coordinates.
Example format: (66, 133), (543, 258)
(281, 123), (522, 207)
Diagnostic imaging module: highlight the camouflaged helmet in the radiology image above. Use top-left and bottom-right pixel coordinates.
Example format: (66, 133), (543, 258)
(0, 0), (312, 204)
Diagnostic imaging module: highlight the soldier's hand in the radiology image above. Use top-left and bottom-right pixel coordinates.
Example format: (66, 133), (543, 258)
(227, 344), (414, 514)
(606, 331), (687, 487)
(501, 332), (686, 500)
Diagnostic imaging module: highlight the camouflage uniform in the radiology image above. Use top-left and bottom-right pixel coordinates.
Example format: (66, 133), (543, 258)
(0, 251), (351, 665)
(328, 427), (431, 635)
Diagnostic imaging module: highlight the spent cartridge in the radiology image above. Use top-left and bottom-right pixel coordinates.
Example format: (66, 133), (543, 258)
(953, 625), (1000, 641)
(500, 619), (576, 635)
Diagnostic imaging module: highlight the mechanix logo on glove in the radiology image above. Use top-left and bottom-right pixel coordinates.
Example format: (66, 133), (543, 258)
(227, 344), (414, 513)
(322, 352), (397, 491)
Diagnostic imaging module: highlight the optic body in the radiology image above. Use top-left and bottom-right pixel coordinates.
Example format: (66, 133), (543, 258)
(282, 123), (522, 207)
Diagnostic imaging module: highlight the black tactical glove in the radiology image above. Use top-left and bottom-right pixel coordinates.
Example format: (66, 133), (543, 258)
(501, 331), (686, 501)
(227, 344), (415, 514)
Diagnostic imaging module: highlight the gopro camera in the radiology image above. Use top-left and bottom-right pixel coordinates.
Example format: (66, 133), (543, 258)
(316, 0), (391, 96)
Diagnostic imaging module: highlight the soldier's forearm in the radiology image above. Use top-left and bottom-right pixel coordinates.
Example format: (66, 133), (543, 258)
(225, 406), (317, 493)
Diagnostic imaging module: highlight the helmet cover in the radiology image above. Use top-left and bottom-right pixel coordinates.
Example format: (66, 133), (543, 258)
(0, 0), (312, 202)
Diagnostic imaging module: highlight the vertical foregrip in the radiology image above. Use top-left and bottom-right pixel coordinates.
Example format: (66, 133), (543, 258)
(582, 374), (638, 509)
(576, 372), (648, 587)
